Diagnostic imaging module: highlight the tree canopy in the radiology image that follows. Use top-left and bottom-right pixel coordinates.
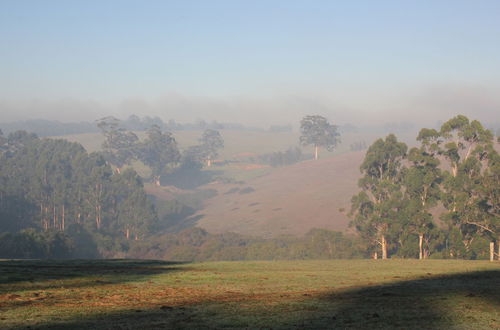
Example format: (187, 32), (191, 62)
(136, 125), (181, 186)
(199, 129), (224, 166)
(350, 115), (499, 260)
(300, 115), (340, 160)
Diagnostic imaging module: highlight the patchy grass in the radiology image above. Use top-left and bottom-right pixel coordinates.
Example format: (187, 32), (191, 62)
(195, 151), (365, 237)
(0, 259), (499, 329)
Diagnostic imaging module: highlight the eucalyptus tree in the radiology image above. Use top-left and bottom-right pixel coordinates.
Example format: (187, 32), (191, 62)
(350, 134), (407, 259)
(199, 129), (224, 166)
(110, 168), (157, 240)
(477, 145), (499, 260)
(437, 115), (494, 257)
(137, 125), (181, 186)
(96, 116), (139, 172)
(74, 152), (113, 231)
(300, 115), (340, 160)
(403, 128), (443, 259)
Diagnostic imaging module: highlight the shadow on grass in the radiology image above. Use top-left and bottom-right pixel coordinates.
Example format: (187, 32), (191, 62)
(312, 270), (500, 329)
(8, 268), (499, 329)
(0, 259), (187, 293)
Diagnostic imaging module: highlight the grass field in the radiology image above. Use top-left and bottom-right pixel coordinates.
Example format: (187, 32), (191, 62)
(1, 259), (498, 329)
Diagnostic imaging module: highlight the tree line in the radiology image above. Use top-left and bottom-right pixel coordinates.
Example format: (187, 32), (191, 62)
(0, 129), (157, 257)
(97, 116), (224, 185)
(350, 115), (499, 261)
(0, 121), (225, 258)
(0, 114), (497, 261)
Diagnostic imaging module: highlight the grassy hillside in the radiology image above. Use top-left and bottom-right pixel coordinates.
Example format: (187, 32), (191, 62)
(193, 151), (365, 237)
(1, 259), (498, 329)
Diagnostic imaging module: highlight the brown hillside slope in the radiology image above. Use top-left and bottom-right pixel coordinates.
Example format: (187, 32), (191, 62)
(194, 151), (365, 238)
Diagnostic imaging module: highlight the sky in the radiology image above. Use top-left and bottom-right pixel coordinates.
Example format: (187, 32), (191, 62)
(0, 0), (499, 127)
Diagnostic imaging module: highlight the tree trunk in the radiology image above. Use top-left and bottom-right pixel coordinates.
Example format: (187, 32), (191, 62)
(53, 206), (57, 229)
(95, 204), (101, 230)
(419, 234), (424, 260)
(381, 235), (388, 259)
(490, 242), (495, 262)
(314, 145), (319, 160)
(373, 251), (378, 260)
(61, 204), (65, 231)
(207, 157), (211, 167)
(126, 228), (130, 240)
(327, 241), (333, 258)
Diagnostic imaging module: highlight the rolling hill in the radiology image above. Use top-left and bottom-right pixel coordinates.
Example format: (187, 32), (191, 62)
(191, 151), (365, 238)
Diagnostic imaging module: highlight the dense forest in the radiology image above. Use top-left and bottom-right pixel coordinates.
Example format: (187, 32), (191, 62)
(0, 130), (157, 258)
(0, 115), (498, 261)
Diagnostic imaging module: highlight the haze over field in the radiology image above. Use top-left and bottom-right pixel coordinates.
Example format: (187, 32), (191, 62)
(1, 1), (499, 128)
(1, 3), (500, 329)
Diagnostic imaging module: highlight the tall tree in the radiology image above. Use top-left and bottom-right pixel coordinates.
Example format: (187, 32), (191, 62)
(199, 129), (224, 167)
(437, 115), (494, 257)
(137, 125), (180, 186)
(403, 128), (442, 259)
(350, 134), (407, 259)
(300, 115), (340, 160)
(96, 116), (139, 172)
(477, 144), (499, 260)
(110, 169), (157, 240)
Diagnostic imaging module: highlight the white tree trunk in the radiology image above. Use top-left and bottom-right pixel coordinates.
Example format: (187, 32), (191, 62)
(61, 204), (65, 231)
(382, 235), (388, 259)
(490, 242), (495, 262)
(419, 234), (424, 260)
(314, 145), (319, 160)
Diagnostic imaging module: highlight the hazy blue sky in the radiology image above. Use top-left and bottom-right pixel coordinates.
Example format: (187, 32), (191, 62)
(1, 0), (499, 125)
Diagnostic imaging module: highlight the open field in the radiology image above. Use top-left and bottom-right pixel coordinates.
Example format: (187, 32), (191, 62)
(1, 259), (498, 329)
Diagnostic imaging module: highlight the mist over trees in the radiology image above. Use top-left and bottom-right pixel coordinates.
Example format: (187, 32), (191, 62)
(0, 114), (497, 261)
(96, 117), (227, 185)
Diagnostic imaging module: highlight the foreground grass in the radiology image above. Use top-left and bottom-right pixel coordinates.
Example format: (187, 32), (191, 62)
(0, 259), (498, 329)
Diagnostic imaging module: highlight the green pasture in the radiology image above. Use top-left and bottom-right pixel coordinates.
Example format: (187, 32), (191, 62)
(1, 259), (498, 329)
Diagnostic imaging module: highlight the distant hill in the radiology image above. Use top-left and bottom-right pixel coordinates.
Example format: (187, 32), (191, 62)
(191, 151), (365, 238)
(0, 119), (99, 137)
